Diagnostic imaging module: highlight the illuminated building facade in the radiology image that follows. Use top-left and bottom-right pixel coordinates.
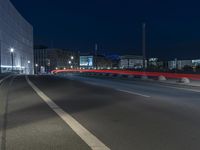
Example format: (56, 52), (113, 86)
(0, 0), (33, 74)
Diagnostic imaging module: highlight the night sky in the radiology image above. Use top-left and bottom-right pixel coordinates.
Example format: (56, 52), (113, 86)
(10, 0), (200, 59)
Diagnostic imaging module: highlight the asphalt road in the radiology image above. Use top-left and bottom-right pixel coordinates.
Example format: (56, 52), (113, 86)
(1, 75), (200, 150)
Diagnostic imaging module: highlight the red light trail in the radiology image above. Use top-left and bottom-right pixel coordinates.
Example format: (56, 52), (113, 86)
(51, 69), (200, 80)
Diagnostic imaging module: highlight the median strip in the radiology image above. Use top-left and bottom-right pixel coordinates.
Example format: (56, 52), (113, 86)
(26, 76), (110, 150)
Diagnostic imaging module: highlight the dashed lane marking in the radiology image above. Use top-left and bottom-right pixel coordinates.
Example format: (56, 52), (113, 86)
(117, 89), (151, 98)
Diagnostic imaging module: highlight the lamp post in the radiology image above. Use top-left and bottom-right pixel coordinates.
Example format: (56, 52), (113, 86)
(70, 56), (74, 69)
(10, 48), (14, 72)
(27, 60), (31, 74)
(142, 23), (146, 71)
(35, 64), (38, 74)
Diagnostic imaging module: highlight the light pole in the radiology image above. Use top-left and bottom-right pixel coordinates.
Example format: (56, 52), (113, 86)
(35, 64), (38, 74)
(70, 56), (74, 68)
(142, 23), (146, 71)
(28, 60), (31, 74)
(10, 48), (14, 72)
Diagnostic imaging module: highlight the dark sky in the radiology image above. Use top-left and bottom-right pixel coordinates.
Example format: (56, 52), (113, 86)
(10, 0), (200, 59)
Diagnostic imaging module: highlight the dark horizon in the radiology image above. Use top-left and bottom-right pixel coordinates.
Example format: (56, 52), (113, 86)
(11, 0), (200, 60)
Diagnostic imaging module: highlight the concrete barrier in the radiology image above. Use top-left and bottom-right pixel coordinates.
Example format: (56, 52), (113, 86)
(158, 75), (167, 81)
(178, 77), (190, 84)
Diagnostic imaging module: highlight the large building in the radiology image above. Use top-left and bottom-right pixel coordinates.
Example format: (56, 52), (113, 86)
(119, 55), (144, 69)
(34, 48), (78, 74)
(168, 59), (200, 70)
(0, 0), (33, 74)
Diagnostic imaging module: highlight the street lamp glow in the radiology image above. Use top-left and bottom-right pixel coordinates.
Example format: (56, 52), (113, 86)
(68, 60), (72, 64)
(71, 56), (74, 60)
(35, 64), (38, 67)
(28, 60), (31, 64)
(10, 48), (14, 53)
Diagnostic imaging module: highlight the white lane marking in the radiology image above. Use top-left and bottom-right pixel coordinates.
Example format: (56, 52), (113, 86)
(80, 81), (151, 98)
(117, 89), (151, 98)
(62, 76), (151, 98)
(159, 85), (200, 93)
(26, 76), (110, 150)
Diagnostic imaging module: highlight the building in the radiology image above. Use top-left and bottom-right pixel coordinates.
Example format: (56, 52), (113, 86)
(148, 58), (159, 66)
(168, 59), (193, 70)
(79, 54), (113, 69)
(95, 55), (113, 69)
(79, 55), (94, 69)
(168, 59), (200, 71)
(119, 55), (143, 69)
(34, 48), (78, 73)
(192, 59), (200, 67)
(0, 0), (33, 74)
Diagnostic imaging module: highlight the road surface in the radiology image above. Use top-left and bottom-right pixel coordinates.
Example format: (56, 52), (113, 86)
(1, 75), (200, 150)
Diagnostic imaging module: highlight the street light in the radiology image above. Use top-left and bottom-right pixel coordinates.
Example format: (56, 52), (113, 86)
(142, 23), (146, 71)
(27, 60), (31, 74)
(68, 60), (72, 64)
(10, 48), (14, 72)
(35, 64), (38, 74)
(71, 56), (74, 60)
(10, 48), (14, 53)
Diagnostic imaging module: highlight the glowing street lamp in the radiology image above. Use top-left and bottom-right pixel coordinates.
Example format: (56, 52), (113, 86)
(71, 56), (74, 60)
(27, 60), (31, 74)
(35, 64), (38, 74)
(10, 48), (14, 72)
(10, 48), (14, 53)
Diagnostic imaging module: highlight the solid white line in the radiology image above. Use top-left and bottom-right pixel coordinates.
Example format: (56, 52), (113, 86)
(26, 76), (110, 150)
(117, 89), (151, 98)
